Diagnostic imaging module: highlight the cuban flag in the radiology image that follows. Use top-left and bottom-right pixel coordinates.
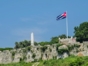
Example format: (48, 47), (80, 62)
(56, 12), (66, 20)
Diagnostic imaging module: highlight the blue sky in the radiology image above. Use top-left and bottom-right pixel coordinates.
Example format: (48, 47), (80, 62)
(0, 0), (88, 48)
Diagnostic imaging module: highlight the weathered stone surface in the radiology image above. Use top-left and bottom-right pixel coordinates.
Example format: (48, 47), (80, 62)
(59, 45), (68, 50)
(0, 41), (88, 64)
(63, 52), (68, 59)
(0, 50), (12, 64)
(12, 48), (23, 63)
(25, 52), (34, 62)
(42, 53), (47, 60)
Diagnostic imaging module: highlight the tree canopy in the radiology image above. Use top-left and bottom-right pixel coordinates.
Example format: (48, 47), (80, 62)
(74, 22), (88, 43)
(58, 34), (70, 39)
(15, 40), (38, 49)
(14, 34), (71, 48)
(50, 36), (59, 44)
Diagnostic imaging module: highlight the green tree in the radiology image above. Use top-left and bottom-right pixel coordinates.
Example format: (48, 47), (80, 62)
(59, 34), (67, 38)
(15, 42), (20, 49)
(50, 36), (59, 44)
(15, 40), (38, 49)
(34, 41), (38, 46)
(58, 34), (70, 38)
(39, 41), (50, 46)
(15, 40), (30, 49)
(74, 22), (88, 43)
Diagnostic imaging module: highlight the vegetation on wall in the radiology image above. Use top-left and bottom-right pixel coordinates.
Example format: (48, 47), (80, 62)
(0, 48), (13, 51)
(41, 46), (47, 52)
(58, 34), (71, 39)
(15, 40), (38, 49)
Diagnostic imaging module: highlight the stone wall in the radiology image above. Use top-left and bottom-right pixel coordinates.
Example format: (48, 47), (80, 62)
(59, 37), (77, 44)
(0, 41), (88, 64)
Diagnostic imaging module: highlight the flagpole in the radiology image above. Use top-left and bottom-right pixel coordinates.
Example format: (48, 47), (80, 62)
(66, 11), (68, 39)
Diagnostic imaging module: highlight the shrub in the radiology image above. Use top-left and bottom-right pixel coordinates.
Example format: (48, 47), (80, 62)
(23, 48), (27, 53)
(67, 45), (74, 51)
(49, 48), (52, 52)
(41, 46), (47, 52)
(32, 53), (36, 58)
(74, 44), (80, 48)
(56, 44), (63, 51)
(12, 51), (15, 56)
(20, 58), (23, 62)
(11, 51), (16, 60)
(23, 55), (27, 60)
(57, 48), (69, 55)
(0, 48), (13, 51)
(27, 46), (31, 51)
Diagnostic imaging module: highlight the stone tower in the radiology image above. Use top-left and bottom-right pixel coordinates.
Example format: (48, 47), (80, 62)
(31, 32), (34, 46)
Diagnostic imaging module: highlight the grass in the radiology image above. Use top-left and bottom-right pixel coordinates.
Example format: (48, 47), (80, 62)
(0, 62), (32, 66)
(0, 56), (88, 66)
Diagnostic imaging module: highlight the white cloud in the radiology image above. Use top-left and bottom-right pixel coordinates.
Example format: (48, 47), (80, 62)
(20, 16), (52, 23)
(20, 16), (43, 22)
(11, 27), (47, 42)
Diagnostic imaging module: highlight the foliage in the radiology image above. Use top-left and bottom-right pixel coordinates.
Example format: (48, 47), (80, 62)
(11, 51), (16, 60)
(14, 34), (71, 47)
(34, 42), (38, 46)
(56, 44), (62, 52)
(50, 36), (59, 44)
(15, 40), (31, 49)
(1, 56), (88, 66)
(56, 43), (62, 47)
(27, 46), (31, 51)
(74, 44), (80, 48)
(67, 45), (74, 51)
(74, 22), (88, 43)
(67, 44), (80, 52)
(59, 34), (66, 38)
(32, 53), (36, 58)
(56, 44), (69, 55)
(39, 35), (71, 46)
(23, 48), (27, 53)
(0, 48), (13, 51)
(57, 48), (69, 55)
(58, 34), (71, 39)
(23, 55), (27, 60)
(39, 41), (50, 46)
(22, 46), (31, 52)
(38, 56), (88, 66)
(11, 51), (15, 56)
(41, 46), (47, 52)
(49, 48), (52, 52)
(39, 36), (59, 45)
(15, 40), (38, 49)
(0, 62), (32, 66)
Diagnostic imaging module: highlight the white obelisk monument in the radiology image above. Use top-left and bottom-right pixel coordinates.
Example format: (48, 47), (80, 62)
(31, 32), (34, 46)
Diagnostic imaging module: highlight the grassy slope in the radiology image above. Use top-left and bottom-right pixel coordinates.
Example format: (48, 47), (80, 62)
(37, 56), (88, 66)
(0, 56), (88, 66)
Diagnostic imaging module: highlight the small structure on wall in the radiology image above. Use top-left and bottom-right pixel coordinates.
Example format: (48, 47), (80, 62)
(59, 37), (76, 44)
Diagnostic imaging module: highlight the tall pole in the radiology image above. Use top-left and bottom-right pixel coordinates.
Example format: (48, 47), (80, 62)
(66, 11), (68, 39)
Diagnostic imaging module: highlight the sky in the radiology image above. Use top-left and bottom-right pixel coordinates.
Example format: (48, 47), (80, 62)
(0, 0), (88, 48)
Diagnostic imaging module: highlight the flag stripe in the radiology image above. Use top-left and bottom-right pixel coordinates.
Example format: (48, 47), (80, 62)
(56, 12), (66, 20)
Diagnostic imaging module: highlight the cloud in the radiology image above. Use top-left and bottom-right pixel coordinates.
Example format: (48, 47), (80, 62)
(20, 16), (43, 22)
(11, 27), (47, 42)
(20, 17), (35, 22)
(20, 16), (52, 23)
(37, 21), (50, 25)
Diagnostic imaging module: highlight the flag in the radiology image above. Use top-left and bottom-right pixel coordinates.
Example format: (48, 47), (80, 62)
(56, 12), (66, 20)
